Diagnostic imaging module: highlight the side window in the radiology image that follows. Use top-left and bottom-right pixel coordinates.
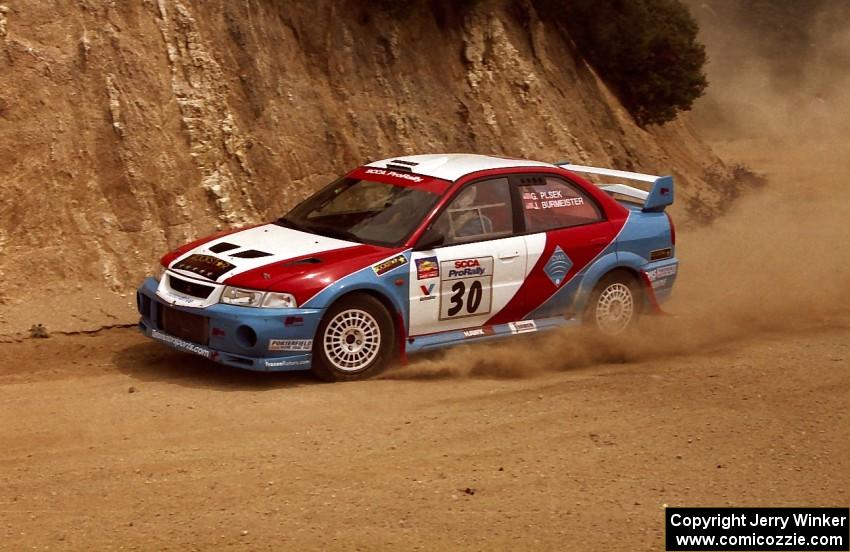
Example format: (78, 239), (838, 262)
(433, 178), (514, 246)
(518, 176), (602, 232)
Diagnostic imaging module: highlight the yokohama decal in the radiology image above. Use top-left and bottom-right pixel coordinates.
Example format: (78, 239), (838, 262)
(372, 254), (408, 276)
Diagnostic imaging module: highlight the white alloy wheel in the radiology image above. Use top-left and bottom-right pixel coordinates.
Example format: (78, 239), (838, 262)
(322, 308), (382, 372)
(594, 282), (635, 335)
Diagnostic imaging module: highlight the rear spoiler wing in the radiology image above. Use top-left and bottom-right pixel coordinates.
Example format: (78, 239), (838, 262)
(554, 163), (674, 212)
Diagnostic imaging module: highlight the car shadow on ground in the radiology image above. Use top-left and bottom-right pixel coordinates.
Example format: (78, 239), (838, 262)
(112, 342), (319, 391)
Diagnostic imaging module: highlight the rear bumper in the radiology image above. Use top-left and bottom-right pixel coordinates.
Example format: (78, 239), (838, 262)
(640, 258), (679, 312)
(136, 277), (323, 372)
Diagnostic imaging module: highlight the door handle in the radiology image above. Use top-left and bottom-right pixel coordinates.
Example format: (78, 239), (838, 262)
(499, 250), (520, 260)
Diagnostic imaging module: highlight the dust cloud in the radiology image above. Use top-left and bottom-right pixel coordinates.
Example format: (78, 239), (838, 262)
(386, 142), (850, 380)
(384, 1), (850, 380)
(688, 0), (850, 143)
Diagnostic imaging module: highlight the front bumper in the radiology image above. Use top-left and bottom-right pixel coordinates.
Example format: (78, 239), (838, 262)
(137, 277), (323, 372)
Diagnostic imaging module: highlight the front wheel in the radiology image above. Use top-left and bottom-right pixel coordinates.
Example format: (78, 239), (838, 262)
(311, 294), (396, 382)
(586, 272), (640, 336)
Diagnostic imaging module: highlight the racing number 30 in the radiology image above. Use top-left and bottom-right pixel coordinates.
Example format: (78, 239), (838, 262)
(438, 257), (494, 320)
(447, 280), (483, 316)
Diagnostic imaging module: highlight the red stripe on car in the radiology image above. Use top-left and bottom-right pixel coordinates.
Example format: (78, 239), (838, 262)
(222, 245), (403, 306)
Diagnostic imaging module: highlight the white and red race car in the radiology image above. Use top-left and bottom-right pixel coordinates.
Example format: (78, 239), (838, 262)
(137, 154), (677, 380)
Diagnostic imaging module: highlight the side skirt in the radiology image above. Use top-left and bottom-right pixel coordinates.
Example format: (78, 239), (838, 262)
(405, 315), (580, 354)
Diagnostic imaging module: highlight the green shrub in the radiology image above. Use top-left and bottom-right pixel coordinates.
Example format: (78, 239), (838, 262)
(533, 0), (708, 126)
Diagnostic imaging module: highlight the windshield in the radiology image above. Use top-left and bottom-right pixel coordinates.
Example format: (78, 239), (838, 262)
(278, 177), (441, 247)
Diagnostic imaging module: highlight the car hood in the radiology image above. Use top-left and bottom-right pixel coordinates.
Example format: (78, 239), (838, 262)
(166, 223), (362, 284)
(164, 223), (403, 306)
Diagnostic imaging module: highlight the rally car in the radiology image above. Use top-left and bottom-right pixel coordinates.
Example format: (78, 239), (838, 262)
(137, 154), (678, 381)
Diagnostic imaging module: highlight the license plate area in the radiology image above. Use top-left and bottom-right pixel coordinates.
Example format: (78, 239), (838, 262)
(157, 306), (209, 345)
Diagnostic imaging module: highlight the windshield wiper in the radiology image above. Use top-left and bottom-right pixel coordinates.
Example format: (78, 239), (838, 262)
(275, 217), (312, 233)
(310, 225), (362, 243)
(277, 216), (363, 243)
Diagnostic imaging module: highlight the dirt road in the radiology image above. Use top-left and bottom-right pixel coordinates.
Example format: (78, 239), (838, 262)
(1, 314), (849, 551)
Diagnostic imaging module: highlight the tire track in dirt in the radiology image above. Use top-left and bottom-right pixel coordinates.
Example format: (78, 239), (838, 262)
(0, 316), (848, 551)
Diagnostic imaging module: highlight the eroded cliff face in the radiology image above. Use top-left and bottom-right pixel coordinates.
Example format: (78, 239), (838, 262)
(0, 0), (724, 332)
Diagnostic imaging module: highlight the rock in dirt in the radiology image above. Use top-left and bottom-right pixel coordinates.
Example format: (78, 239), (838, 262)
(29, 324), (49, 339)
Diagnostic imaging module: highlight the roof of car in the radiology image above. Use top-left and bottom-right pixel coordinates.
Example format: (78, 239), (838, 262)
(365, 153), (556, 182)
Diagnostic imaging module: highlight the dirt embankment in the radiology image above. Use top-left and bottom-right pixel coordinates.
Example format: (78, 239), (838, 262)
(0, 0), (729, 335)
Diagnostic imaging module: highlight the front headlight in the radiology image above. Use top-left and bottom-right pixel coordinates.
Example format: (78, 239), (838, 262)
(220, 286), (297, 308)
(221, 286), (264, 307)
(262, 292), (298, 309)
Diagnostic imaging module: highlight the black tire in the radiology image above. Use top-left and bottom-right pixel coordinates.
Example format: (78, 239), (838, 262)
(585, 271), (641, 336)
(311, 293), (396, 382)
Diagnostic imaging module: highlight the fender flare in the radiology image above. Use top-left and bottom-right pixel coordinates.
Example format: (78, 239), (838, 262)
(305, 277), (410, 362)
(574, 252), (649, 315)
(309, 280), (406, 320)
(572, 251), (623, 314)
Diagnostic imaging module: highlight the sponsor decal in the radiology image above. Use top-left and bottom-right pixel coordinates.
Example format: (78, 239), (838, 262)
(419, 283), (436, 302)
(269, 339), (312, 352)
(650, 247), (673, 261)
(265, 358), (311, 369)
(415, 256), (439, 279)
(365, 168), (424, 184)
(172, 254), (236, 280)
(372, 254), (408, 276)
(646, 264), (678, 282)
(438, 257), (494, 320)
(462, 326), (496, 338)
(544, 246), (573, 287)
(441, 257), (494, 280)
(509, 320), (537, 334)
(651, 278), (668, 289)
(162, 288), (197, 305)
(151, 329), (211, 358)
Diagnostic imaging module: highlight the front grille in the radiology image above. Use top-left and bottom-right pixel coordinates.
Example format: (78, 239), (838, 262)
(157, 306), (209, 345)
(168, 275), (215, 299)
(137, 292), (152, 318)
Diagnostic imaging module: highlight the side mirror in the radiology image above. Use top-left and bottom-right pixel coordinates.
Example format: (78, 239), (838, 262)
(415, 225), (445, 250)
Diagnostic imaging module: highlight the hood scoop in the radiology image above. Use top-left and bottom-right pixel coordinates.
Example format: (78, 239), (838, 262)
(209, 242), (238, 253)
(230, 249), (274, 259)
(282, 257), (322, 266)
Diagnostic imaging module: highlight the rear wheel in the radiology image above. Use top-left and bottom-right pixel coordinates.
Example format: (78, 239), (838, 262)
(586, 272), (640, 335)
(311, 294), (396, 382)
